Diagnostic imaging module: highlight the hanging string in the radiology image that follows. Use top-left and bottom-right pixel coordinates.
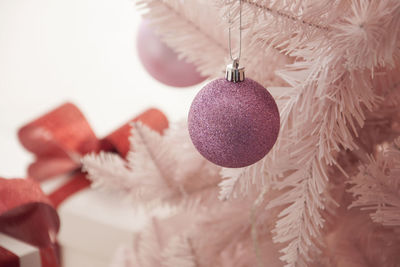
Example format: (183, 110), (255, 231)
(228, 0), (242, 63)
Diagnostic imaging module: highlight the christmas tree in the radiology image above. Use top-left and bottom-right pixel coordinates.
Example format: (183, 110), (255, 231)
(82, 0), (400, 266)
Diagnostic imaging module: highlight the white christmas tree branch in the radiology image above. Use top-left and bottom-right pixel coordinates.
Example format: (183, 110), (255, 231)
(137, 0), (228, 77)
(238, 0), (330, 30)
(161, 236), (198, 267)
(83, 122), (220, 205)
(135, 218), (166, 266)
(128, 122), (177, 190)
(222, 0), (400, 71)
(216, 0), (334, 57)
(218, 55), (379, 265)
(82, 152), (135, 193)
(219, 157), (267, 200)
(264, 60), (379, 265)
(266, 158), (328, 267)
(348, 137), (400, 227)
(82, 124), (178, 202)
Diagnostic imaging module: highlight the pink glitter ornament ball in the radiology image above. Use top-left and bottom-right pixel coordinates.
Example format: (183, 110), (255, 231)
(137, 21), (206, 87)
(188, 78), (280, 168)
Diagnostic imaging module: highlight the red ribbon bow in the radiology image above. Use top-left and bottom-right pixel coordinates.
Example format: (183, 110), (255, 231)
(18, 102), (168, 207)
(1, 103), (168, 267)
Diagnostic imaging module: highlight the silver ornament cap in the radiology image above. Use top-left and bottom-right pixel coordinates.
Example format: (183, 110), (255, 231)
(226, 58), (245, 83)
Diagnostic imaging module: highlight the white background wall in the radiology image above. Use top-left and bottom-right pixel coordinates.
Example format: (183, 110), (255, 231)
(0, 0), (202, 177)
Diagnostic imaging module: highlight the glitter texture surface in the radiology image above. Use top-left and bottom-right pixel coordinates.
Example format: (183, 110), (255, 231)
(188, 78), (280, 168)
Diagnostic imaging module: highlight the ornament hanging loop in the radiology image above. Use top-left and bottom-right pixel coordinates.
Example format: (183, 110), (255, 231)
(228, 0), (242, 62)
(226, 0), (244, 83)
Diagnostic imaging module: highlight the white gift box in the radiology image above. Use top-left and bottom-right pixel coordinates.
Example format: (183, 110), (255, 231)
(58, 189), (148, 267)
(42, 177), (144, 267)
(42, 176), (170, 267)
(0, 233), (41, 267)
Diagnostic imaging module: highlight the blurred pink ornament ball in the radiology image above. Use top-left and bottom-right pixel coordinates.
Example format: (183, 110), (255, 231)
(137, 21), (206, 87)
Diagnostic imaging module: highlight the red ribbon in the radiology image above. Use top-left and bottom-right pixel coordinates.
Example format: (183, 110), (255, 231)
(0, 246), (19, 267)
(0, 178), (60, 267)
(18, 102), (169, 207)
